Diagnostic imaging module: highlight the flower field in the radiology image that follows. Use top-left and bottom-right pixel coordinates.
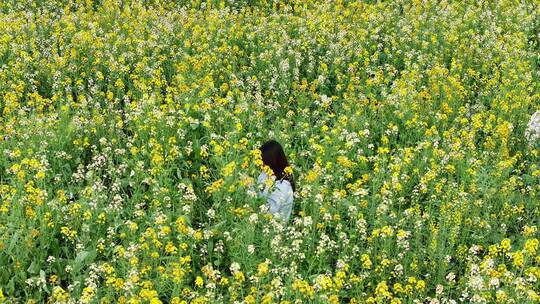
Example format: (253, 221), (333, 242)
(1, 0), (540, 303)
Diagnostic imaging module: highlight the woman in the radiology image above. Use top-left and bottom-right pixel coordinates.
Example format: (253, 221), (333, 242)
(256, 140), (296, 223)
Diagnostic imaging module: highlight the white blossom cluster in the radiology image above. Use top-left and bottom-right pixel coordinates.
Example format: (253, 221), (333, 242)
(525, 110), (540, 145)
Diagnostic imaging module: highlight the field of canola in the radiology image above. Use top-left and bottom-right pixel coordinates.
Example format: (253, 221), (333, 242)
(0, 0), (540, 303)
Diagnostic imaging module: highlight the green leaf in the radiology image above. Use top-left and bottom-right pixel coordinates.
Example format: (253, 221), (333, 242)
(72, 250), (97, 273)
(7, 231), (20, 253)
(27, 261), (39, 274)
(75, 250), (90, 265)
(39, 269), (49, 293)
(6, 277), (15, 294)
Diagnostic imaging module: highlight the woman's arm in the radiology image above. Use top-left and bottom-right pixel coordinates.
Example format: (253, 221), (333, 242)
(248, 172), (266, 195)
(266, 195), (281, 214)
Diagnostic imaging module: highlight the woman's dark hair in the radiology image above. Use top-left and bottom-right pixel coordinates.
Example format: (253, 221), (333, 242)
(260, 139), (296, 192)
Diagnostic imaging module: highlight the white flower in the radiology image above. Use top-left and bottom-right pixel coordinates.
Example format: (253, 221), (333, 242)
(207, 208), (215, 219)
(230, 262), (241, 274)
(248, 213), (258, 224)
(489, 278), (500, 287)
(247, 245), (255, 254)
(446, 272), (456, 283)
(246, 189), (257, 198)
(393, 264), (404, 276)
(319, 94), (332, 107)
(525, 110), (540, 145)
(182, 205), (191, 214)
(303, 216), (312, 227)
(468, 275), (484, 290)
(445, 255), (452, 263)
(436, 284), (444, 295)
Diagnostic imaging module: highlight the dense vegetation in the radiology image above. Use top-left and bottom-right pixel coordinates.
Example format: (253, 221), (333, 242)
(0, 0), (539, 303)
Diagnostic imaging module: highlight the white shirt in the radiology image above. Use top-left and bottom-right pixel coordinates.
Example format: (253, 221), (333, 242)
(256, 171), (294, 222)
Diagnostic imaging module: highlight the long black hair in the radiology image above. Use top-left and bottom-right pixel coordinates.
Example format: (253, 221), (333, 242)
(260, 139), (296, 192)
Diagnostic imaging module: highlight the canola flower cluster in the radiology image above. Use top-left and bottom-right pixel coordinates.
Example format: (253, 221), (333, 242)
(0, 0), (539, 303)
